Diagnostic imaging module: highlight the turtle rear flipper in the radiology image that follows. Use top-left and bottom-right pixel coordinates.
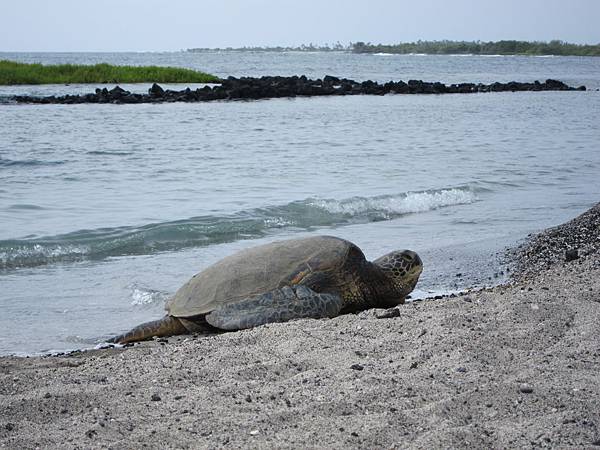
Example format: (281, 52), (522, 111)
(205, 286), (343, 331)
(109, 315), (189, 344)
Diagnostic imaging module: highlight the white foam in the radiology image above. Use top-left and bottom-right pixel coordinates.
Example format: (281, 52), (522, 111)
(0, 243), (89, 268)
(310, 188), (476, 217)
(130, 286), (169, 306)
(263, 217), (294, 227)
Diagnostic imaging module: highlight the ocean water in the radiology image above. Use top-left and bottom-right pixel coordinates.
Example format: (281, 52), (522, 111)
(1, 52), (599, 355)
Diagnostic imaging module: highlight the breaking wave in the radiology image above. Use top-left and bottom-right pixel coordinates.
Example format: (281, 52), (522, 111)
(0, 187), (476, 270)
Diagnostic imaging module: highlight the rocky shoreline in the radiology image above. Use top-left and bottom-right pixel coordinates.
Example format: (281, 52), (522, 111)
(1, 203), (599, 449)
(510, 202), (600, 282)
(12, 76), (586, 104)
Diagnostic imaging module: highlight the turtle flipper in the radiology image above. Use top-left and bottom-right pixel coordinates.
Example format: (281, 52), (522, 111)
(205, 286), (343, 331)
(109, 315), (189, 344)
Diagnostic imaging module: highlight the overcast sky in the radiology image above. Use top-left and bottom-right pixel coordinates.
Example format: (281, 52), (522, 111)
(1, 0), (599, 52)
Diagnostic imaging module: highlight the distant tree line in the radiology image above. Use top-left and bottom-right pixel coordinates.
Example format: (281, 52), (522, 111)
(351, 40), (600, 56)
(187, 40), (600, 56)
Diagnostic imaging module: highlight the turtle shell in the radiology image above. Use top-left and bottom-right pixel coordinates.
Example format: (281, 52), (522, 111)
(166, 236), (360, 318)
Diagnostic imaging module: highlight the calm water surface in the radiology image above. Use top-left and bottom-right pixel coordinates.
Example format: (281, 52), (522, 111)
(1, 52), (599, 355)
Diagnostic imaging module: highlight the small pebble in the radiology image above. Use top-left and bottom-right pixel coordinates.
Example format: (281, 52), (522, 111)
(44, 392), (51, 398)
(151, 394), (161, 401)
(250, 429), (259, 436)
(350, 364), (364, 371)
(5, 423), (15, 431)
(456, 367), (467, 373)
(519, 383), (533, 394)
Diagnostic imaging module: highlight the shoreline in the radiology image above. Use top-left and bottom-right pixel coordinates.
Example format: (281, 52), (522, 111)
(1, 203), (599, 448)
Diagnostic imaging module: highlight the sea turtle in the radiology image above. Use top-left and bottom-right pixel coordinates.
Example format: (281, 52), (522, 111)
(111, 235), (422, 344)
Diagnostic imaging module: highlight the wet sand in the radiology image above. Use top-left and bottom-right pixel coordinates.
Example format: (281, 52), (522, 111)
(1, 203), (599, 449)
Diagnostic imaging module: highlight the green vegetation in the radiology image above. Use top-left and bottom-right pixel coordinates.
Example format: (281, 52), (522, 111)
(188, 40), (600, 56)
(351, 40), (600, 56)
(0, 60), (220, 85)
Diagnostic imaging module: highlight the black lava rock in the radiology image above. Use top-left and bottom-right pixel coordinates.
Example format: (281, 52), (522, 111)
(149, 83), (165, 97)
(12, 77), (585, 105)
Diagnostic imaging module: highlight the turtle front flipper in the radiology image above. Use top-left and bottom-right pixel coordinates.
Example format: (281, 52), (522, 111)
(205, 286), (343, 331)
(109, 315), (189, 344)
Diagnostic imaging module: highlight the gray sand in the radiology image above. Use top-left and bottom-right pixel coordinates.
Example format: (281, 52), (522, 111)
(1, 204), (599, 449)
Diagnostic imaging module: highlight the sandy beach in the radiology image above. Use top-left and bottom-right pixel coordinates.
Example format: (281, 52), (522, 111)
(1, 203), (599, 449)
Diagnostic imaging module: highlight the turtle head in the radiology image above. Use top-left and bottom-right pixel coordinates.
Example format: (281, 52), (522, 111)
(373, 250), (423, 299)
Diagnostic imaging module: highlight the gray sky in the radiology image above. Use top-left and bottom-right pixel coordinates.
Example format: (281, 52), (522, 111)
(1, 0), (599, 52)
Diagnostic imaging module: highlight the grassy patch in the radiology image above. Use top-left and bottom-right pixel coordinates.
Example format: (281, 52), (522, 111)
(0, 60), (220, 85)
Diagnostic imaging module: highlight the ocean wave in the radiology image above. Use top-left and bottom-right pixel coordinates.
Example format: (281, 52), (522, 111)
(0, 187), (476, 270)
(87, 150), (134, 156)
(0, 157), (65, 168)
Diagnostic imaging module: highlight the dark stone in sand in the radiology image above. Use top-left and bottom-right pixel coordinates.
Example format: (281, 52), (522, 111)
(350, 364), (364, 371)
(519, 383), (534, 393)
(151, 393), (161, 401)
(86, 429), (97, 438)
(565, 248), (579, 262)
